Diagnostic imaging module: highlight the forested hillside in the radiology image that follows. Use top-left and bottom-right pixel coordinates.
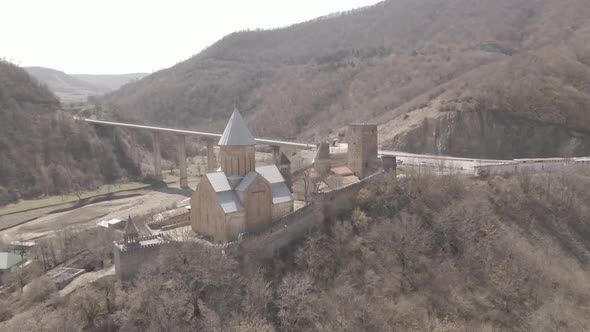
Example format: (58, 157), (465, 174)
(24, 67), (108, 102)
(102, 0), (590, 158)
(24, 67), (147, 103)
(3, 170), (590, 330)
(0, 61), (141, 206)
(71, 73), (147, 92)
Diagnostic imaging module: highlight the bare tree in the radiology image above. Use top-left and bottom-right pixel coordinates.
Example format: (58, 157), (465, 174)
(301, 169), (320, 203)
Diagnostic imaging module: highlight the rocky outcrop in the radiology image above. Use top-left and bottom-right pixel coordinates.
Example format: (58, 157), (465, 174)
(385, 111), (590, 159)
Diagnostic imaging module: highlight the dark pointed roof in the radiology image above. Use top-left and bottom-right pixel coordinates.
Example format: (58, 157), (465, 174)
(124, 216), (139, 236)
(279, 152), (291, 165)
(218, 109), (256, 146)
(316, 142), (330, 160)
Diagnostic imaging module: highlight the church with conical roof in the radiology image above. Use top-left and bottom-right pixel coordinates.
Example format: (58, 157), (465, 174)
(190, 109), (294, 242)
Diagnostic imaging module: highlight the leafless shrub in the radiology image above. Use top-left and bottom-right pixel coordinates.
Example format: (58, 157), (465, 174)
(22, 277), (56, 305)
(351, 207), (370, 231)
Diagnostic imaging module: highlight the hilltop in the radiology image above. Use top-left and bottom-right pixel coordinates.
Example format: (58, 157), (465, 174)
(102, 0), (590, 158)
(0, 61), (141, 206)
(25, 67), (147, 103)
(71, 73), (147, 92)
(24, 67), (108, 103)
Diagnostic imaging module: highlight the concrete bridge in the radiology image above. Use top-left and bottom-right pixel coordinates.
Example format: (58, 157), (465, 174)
(77, 117), (527, 188)
(76, 117), (316, 188)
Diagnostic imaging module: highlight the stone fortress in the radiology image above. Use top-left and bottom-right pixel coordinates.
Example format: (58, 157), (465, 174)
(113, 110), (389, 281)
(100, 106), (590, 281)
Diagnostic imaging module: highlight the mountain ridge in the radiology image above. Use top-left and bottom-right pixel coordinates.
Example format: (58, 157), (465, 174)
(71, 72), (147, 91)
(25, 66), (147, 103)
(102, 0), (590, 158)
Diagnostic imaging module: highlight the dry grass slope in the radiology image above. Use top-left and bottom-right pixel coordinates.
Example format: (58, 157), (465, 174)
(103, 0), (590, 157)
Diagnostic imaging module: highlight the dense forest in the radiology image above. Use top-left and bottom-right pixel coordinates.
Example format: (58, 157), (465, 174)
(2, 169), (590, 330)
(0, 61), (141, 206)
(102, 0), (590, 158)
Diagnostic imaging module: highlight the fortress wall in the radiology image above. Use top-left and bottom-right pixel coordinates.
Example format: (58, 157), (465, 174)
(116, 170), (386, 280)
(272, 201), (294, 220)
(313, 171), (384, 217)
(237, 203), (321, 257)
(237, 171), (385, 260)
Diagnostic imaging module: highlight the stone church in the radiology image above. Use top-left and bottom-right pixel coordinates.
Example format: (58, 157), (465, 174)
(190, 110), (294, 242)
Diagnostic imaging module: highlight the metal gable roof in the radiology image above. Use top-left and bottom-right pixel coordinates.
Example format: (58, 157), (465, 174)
(316, 142), (330, 160)
(279, 152), (291, 165)
(271, 183), (294, 204)
(235, 172), (259, 192)
(0, 252), (23, 270)
(216, 191), (244, 213)
(255, 165), (285, 184)
(206, 172), (232, 192)
(218, 109), (256, 146)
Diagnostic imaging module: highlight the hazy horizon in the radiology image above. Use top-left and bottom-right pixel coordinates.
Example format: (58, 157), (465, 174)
(1, 0), (381, 75)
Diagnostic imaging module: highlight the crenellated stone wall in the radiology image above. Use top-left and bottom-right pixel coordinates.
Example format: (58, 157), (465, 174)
(113, 235), (169, 282)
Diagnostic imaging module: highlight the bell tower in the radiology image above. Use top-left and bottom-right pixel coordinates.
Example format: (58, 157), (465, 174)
(218, 109), (257, 178)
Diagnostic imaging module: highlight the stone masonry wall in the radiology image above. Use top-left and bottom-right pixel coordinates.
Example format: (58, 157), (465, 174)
(236, 171), (385, 263)
(114, 237), (166, 282)
(116, 172), (386, 280)
(347, 124), (378, 179)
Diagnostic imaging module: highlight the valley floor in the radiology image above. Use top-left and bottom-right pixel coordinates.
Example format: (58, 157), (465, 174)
(0, 187), (190, 244)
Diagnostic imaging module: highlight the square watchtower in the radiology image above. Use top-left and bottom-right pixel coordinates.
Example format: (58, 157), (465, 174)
(347, 123), (378, 179)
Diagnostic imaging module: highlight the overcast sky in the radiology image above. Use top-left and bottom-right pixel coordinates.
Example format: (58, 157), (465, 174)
(1, 0), (382, 74)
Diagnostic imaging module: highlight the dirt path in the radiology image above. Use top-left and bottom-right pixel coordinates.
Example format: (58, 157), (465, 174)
(59, 266), (116, 297)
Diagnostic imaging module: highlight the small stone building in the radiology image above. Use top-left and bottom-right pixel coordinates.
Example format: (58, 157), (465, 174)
(0, 251), (23, 274)
(190, 110), (294, 243)
(113, 216), (167, 281)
